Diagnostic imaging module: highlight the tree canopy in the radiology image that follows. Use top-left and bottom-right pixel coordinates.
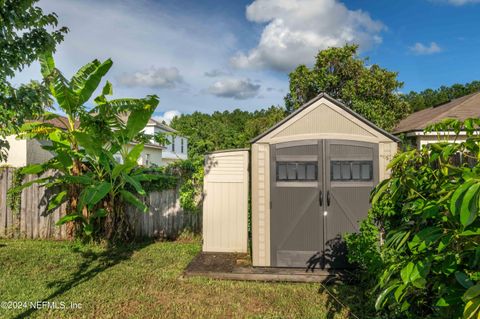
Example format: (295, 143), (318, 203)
(0, 0), (67, 161)
(284, 44), (411, 131)
(402, 80), (480, 112)
(170, 106), (286, 158)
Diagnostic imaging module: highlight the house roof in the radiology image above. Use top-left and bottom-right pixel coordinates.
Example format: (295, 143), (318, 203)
(250, 92), (400, 143)
(147, 118), (177, 133)
(33, 114), (165, 150)
(33, 115), (78, 130)
(393, 91), (480, 134)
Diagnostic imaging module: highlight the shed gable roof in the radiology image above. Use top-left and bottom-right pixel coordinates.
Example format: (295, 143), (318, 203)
(251, 93), (400, 143)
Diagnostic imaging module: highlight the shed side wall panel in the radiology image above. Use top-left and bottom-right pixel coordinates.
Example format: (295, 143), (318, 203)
(202, 150), (248, 253)
(252, 143), (270, 266)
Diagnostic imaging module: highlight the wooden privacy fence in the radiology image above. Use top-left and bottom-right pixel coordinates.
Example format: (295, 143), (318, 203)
(0, 167), (201, 239)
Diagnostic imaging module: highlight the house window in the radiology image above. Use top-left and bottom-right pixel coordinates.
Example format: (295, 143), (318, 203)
(181, 138), (184, 153)
(171, 137), (175, 152)
(145, 154), (150, 166)
(277, 162), (317, 181)
(331, 161), (373, 181)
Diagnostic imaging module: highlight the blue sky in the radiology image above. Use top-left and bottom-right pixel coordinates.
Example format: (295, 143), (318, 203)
(13, 0), (480, 122)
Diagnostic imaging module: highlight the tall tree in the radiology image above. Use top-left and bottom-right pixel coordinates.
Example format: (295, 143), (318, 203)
(285, 44), (411, 131)
(402, 80), (480, 112)
(170, 106), (286, 159)
(0, 0), (67, 161)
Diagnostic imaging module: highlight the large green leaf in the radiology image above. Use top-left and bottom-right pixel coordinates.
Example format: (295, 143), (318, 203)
(77, 59), (113, 105)
(464, 284), (480, 301)
(51, 70), (78, 115)
(125, 107), (155, 140)
(20, 164), (44, 175)
(463, 298), (480, 319)
(371, 178), (389, 205)
(70, 59), (101, 91)
(112, 163), (131, 180)
(375, 283), (399, 310)
(123, 174), (146, 196)
(47, 190), (67, 212)
(126, 143), (144, 165)
(450, 180), (476, 216)
(120, 190), (147, 213)
(456, 272), (474, 289)
(460, 183), (480, 227)
(9, 177), (51, 194)
(78, 181), (112, 212)
(56, 213), (84, 225)
(401, 262), (414, 284)
(39, 52), (55, 78)
(408, 227), (443, 252)
(73, 131), (102, 157)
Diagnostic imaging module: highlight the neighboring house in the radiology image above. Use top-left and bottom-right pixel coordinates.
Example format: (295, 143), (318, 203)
(143, 118), (188, 164)
(2, 115), (185, 168)
(394, 91), (480, 148)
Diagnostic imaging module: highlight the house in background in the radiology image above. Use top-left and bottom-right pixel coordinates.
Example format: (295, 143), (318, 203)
(144, 118), (188, 164)
(393, 91), (480, 148)
(3, 116), (188, 168)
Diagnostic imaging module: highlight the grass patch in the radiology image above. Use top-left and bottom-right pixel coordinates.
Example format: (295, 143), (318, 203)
(0, 239), (361, 318)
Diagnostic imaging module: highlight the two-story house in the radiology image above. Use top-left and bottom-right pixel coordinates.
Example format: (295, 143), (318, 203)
(2, 116), (188, 168)
(143, 118), (188, 165)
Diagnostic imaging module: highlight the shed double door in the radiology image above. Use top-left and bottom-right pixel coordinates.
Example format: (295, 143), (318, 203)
(270, 140), (378, 268)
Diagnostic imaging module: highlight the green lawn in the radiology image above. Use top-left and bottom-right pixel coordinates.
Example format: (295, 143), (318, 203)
(0, 239), (363, 318)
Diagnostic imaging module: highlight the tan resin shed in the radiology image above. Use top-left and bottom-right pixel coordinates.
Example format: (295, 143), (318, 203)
(250, 93), (399, 268)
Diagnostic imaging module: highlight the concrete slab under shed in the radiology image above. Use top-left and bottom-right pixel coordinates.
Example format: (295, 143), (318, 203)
(183, 252), (343, 283)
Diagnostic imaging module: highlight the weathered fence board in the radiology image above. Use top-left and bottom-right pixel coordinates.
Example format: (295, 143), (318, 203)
(0, 167), (201, 239)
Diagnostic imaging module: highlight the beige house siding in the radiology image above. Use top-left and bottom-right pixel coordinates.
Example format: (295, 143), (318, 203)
(251, 96), (398, 267)
(27, 139), (54, 165)
(202, 150), (249, 253)
(3, 136), (27, 167)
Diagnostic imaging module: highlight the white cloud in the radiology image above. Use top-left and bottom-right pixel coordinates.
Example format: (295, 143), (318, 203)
(207, 78), (261, 100)
(118, 67), (183, 89)
(204, 69), (232, 77)
(11, 0), (290, 113)
(409, 42), (442, 55)
(153, 110), (181, 124)
(434, 0), (480, 5)
(231, 0), (385, 72)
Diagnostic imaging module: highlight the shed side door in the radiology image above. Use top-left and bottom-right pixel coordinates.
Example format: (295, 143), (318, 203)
(270, 141), (324, 267)
(324, 140), (378, 268)
(202, 150), (249, 253)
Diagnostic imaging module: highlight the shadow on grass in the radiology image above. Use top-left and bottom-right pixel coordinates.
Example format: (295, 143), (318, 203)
(305, 236), (373, 319)
(13, 240), (154, 319)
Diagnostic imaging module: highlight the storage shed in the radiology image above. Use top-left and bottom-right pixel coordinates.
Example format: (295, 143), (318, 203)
(250, 93), (399, 268)
(202, 93), (399, 269)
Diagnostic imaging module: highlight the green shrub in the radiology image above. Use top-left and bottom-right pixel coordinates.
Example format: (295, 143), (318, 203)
(347, 118), (480, 319)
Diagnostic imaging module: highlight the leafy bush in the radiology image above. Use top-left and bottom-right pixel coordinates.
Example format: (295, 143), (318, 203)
(347, 118), (480, 318)
(344, 216), (383, 277)
(165, 156), (204, 212)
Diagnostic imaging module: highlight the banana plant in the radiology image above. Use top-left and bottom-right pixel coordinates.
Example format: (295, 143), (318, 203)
(13, 52), (164, 240)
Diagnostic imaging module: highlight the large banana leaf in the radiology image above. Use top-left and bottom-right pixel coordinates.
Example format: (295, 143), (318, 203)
(77, 59), (113, 105)
(70, 59), (101, 91)
(39, 52), (55, 78)
(77, 181), (112, 212)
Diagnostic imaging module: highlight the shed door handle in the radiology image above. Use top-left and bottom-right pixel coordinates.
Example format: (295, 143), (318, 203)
(327, 191), (331, 207)
(319, 190), (323, 206)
